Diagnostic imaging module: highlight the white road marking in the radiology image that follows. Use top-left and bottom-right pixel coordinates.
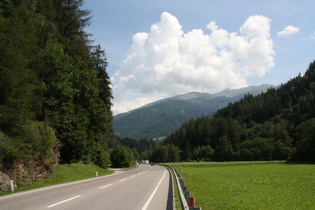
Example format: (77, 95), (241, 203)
(131, 175), (135, 178)
(99, 184), (112, 189)
(0, 174), (115, 201)
(141, 169), (167, 210)
(120, 178), (127, 182)
(47, 195), (81, 208)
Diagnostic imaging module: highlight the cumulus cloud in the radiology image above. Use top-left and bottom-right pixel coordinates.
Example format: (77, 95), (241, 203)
(112, 12), (275, 114)
(277, 25), (299, 37)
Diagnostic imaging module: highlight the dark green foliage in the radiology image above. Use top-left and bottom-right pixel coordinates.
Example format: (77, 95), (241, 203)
(150, 144), (180, 163)
(90, 145), (110, 169)
(117, 137), (157, 158)
(193, 145), (214, 161)
(117, 137), (157, 162)
(110, 146), (135, 168)
(293, 118), (315, 161)
(165, 61), (315, 162)
(0, 0), (113, 172)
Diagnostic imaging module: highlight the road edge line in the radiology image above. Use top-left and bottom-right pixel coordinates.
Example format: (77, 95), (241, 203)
(141, 169), (166, 210)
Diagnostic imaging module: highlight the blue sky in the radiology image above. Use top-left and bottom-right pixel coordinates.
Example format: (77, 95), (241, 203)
(83, 0), (315, 115)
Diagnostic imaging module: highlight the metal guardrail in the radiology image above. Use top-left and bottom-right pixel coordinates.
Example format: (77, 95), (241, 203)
(163, 164), (202, 210)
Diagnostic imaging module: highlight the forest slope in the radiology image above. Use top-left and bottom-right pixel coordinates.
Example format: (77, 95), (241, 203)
(163, 61), (315, 162)
(0, 0), (113, 187)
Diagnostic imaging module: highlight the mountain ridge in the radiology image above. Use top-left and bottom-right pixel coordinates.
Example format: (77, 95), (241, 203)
(113, 84), (275, 139)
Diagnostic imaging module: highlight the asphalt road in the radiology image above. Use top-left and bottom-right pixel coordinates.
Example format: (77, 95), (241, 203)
(0, 164), (173, 210)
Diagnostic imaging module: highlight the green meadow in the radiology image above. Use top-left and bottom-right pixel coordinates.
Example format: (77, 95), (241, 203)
(169, 161), (315, 209)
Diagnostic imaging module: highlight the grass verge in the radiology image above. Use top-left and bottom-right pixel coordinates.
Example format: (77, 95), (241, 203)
(171, 170), (182, 209)
(0, 162), (113, 196)
(169, 161), (315, 209)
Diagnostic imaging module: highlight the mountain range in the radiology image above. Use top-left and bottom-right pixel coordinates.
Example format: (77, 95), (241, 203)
(113, 84), (275, 140)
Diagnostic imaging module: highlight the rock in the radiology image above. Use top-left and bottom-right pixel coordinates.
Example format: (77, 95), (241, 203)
(0, 171), (11, 191)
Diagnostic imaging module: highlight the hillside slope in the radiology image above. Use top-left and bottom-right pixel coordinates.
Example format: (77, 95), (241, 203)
(163, 61), (315, 162)
(0, 0), (113, 188)
(113, 84), (274, 139)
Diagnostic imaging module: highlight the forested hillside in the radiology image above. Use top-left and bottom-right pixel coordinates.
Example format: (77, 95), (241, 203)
(162, 61), (315, 162)
(0, 0), (113, 184)
(114, 85), (273, 140)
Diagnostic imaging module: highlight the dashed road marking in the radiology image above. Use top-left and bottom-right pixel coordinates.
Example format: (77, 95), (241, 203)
(47, 195), (81, 208)
(99, 184), (112, 189)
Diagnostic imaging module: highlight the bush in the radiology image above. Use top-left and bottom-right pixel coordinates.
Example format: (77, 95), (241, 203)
(92, 149), (110, 169)
(110, 146), (135, 168)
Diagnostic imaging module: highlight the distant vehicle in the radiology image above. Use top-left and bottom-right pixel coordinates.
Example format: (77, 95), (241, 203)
(142, 160), (149, 165)
(151, 163), (155, 166)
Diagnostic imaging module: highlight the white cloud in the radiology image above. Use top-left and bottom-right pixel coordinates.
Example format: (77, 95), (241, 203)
(310, 32), (315, 40)
(113, 96), (165, 115)
(277, 25), (299, 37)
(112, 12), (275, 115)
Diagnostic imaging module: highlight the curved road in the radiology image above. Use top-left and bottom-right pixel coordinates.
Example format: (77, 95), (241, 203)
(0, 164), (173, 210)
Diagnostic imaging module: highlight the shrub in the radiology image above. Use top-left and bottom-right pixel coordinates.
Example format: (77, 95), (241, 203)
(110, 146), (135, 168)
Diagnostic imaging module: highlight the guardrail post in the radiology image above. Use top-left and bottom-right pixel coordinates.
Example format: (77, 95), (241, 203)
(185, 191), (190, 202)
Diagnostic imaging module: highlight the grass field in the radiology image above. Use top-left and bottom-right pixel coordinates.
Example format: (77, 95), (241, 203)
(0, 162), (113, 196)
(169, 161), (315, 209)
